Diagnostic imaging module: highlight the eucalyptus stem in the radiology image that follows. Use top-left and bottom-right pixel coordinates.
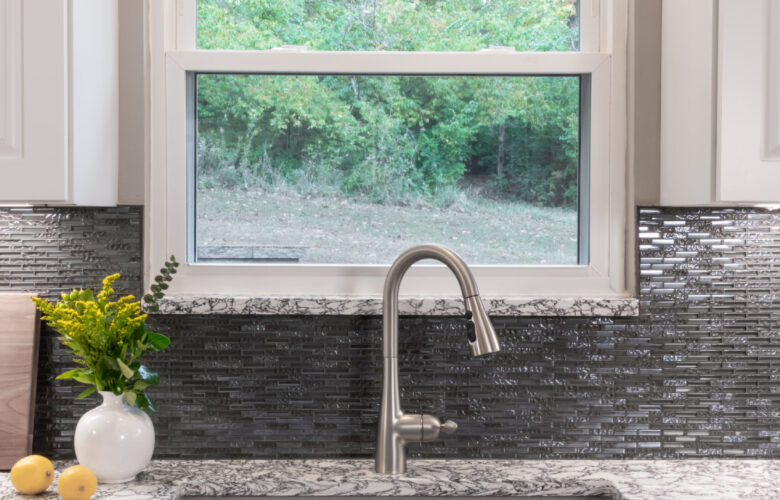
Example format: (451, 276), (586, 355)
(143, 255), (179, 313)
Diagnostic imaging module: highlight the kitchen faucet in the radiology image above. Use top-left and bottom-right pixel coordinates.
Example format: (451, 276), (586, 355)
(375, 245), (501, 474)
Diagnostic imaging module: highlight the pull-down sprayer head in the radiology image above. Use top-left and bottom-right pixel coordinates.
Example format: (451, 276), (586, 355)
(465, 295), (500, 356)
(381, 244), (501, 359)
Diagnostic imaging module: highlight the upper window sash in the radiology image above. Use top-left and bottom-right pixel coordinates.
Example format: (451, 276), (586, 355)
(175, 0), (605, 53)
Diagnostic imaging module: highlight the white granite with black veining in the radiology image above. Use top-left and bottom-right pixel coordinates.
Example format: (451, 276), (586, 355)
(154, 296), (638, 317)
(2, 459), (780, 499)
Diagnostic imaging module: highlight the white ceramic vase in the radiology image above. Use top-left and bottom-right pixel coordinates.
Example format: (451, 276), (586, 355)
(74, 391), (155, 483)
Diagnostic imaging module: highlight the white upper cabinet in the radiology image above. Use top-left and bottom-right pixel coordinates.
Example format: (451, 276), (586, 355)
(0, 0), (118, 206)
(717, 0), (780, 202)
(660, 0), (780, 205)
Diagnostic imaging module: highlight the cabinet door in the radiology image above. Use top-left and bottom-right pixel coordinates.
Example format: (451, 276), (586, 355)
(718, 0), (780, 202)
(0, 0), (68, 202)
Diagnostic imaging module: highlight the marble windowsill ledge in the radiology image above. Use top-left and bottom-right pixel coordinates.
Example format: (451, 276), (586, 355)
(153, 296), (639, 317)
(3, 459), (780, 499)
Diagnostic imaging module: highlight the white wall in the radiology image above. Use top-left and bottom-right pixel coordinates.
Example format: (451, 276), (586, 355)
(118, 0), (144, 204)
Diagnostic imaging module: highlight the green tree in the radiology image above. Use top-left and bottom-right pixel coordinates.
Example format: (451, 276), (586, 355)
(196, 0), (580, 207)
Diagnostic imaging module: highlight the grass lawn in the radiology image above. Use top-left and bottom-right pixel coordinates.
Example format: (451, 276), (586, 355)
(196, 188), (578, 265)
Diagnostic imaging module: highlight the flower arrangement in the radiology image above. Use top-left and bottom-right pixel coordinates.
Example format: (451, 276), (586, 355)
(31, 264), (176, 412)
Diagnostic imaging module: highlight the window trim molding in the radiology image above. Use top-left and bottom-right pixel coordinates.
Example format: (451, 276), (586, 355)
(146, 0), (630, 300)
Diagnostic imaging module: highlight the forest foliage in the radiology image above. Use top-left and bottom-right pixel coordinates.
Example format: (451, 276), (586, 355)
(196, 0), (581, 208)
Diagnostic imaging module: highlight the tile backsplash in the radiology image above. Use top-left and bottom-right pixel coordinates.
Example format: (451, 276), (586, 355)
(1, 206), (779, 459)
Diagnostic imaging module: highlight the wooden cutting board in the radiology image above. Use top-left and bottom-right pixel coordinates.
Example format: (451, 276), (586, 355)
(0, 294), (40, 470)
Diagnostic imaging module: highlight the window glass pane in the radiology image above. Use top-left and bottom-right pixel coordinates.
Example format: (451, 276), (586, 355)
(197, 0), (580, 52)
(194, 73), (582, 265)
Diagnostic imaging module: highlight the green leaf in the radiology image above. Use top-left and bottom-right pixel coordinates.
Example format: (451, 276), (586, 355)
(137, 365), (160, 385)
(100, 355), (120, 372)
(146, 331), (171, 350)
(143, 294), (155, 304)
(127, 324), (146, 346)
(60, 370), (96, 385)
(136, 391), (155, 412)
(57, 369), (82, 380)
(133, 381), (150, 392)
(75, 374), (95, 385)
(124, 391), (137, 407)
(150, 284), (161, 294)
(76, 386), (96, 399)
(116, 357), (135, 379)
(147, 305), (159, 313)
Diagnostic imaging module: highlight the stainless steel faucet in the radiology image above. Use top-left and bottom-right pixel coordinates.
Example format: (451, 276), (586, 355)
(375, 244), (501, 474)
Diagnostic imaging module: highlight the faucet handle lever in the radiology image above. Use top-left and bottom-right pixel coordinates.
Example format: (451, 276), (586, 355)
(421, 414), (457, 441)
(440, 419), (458, 434)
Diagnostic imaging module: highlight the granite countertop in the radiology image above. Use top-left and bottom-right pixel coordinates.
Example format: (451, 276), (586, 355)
(155, 296), (639, 317)
(2, 459), (780, 500)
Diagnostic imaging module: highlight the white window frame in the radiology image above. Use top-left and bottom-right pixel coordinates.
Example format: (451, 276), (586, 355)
(147, 0), (628, 299)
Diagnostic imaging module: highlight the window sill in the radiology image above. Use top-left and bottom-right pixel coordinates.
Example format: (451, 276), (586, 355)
(152, 296), (638, 317)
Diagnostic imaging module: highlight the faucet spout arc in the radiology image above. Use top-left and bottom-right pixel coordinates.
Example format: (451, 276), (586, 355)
(381, 245), (481, 359)
(383, 245), (480, 300)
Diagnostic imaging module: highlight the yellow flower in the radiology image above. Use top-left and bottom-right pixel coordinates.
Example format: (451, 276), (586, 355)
(97, 273), (120, 303)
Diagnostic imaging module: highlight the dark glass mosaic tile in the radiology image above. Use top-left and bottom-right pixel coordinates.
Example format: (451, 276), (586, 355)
(2, 206), (780, 459)
(0, 206), (142, 299)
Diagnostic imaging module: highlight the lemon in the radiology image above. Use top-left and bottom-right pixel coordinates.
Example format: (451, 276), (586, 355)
(9, 454), (55, 494)
(57, 465), (98, 500)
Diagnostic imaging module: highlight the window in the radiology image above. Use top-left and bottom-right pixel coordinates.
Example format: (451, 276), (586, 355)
(149, 0), (628, 298)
